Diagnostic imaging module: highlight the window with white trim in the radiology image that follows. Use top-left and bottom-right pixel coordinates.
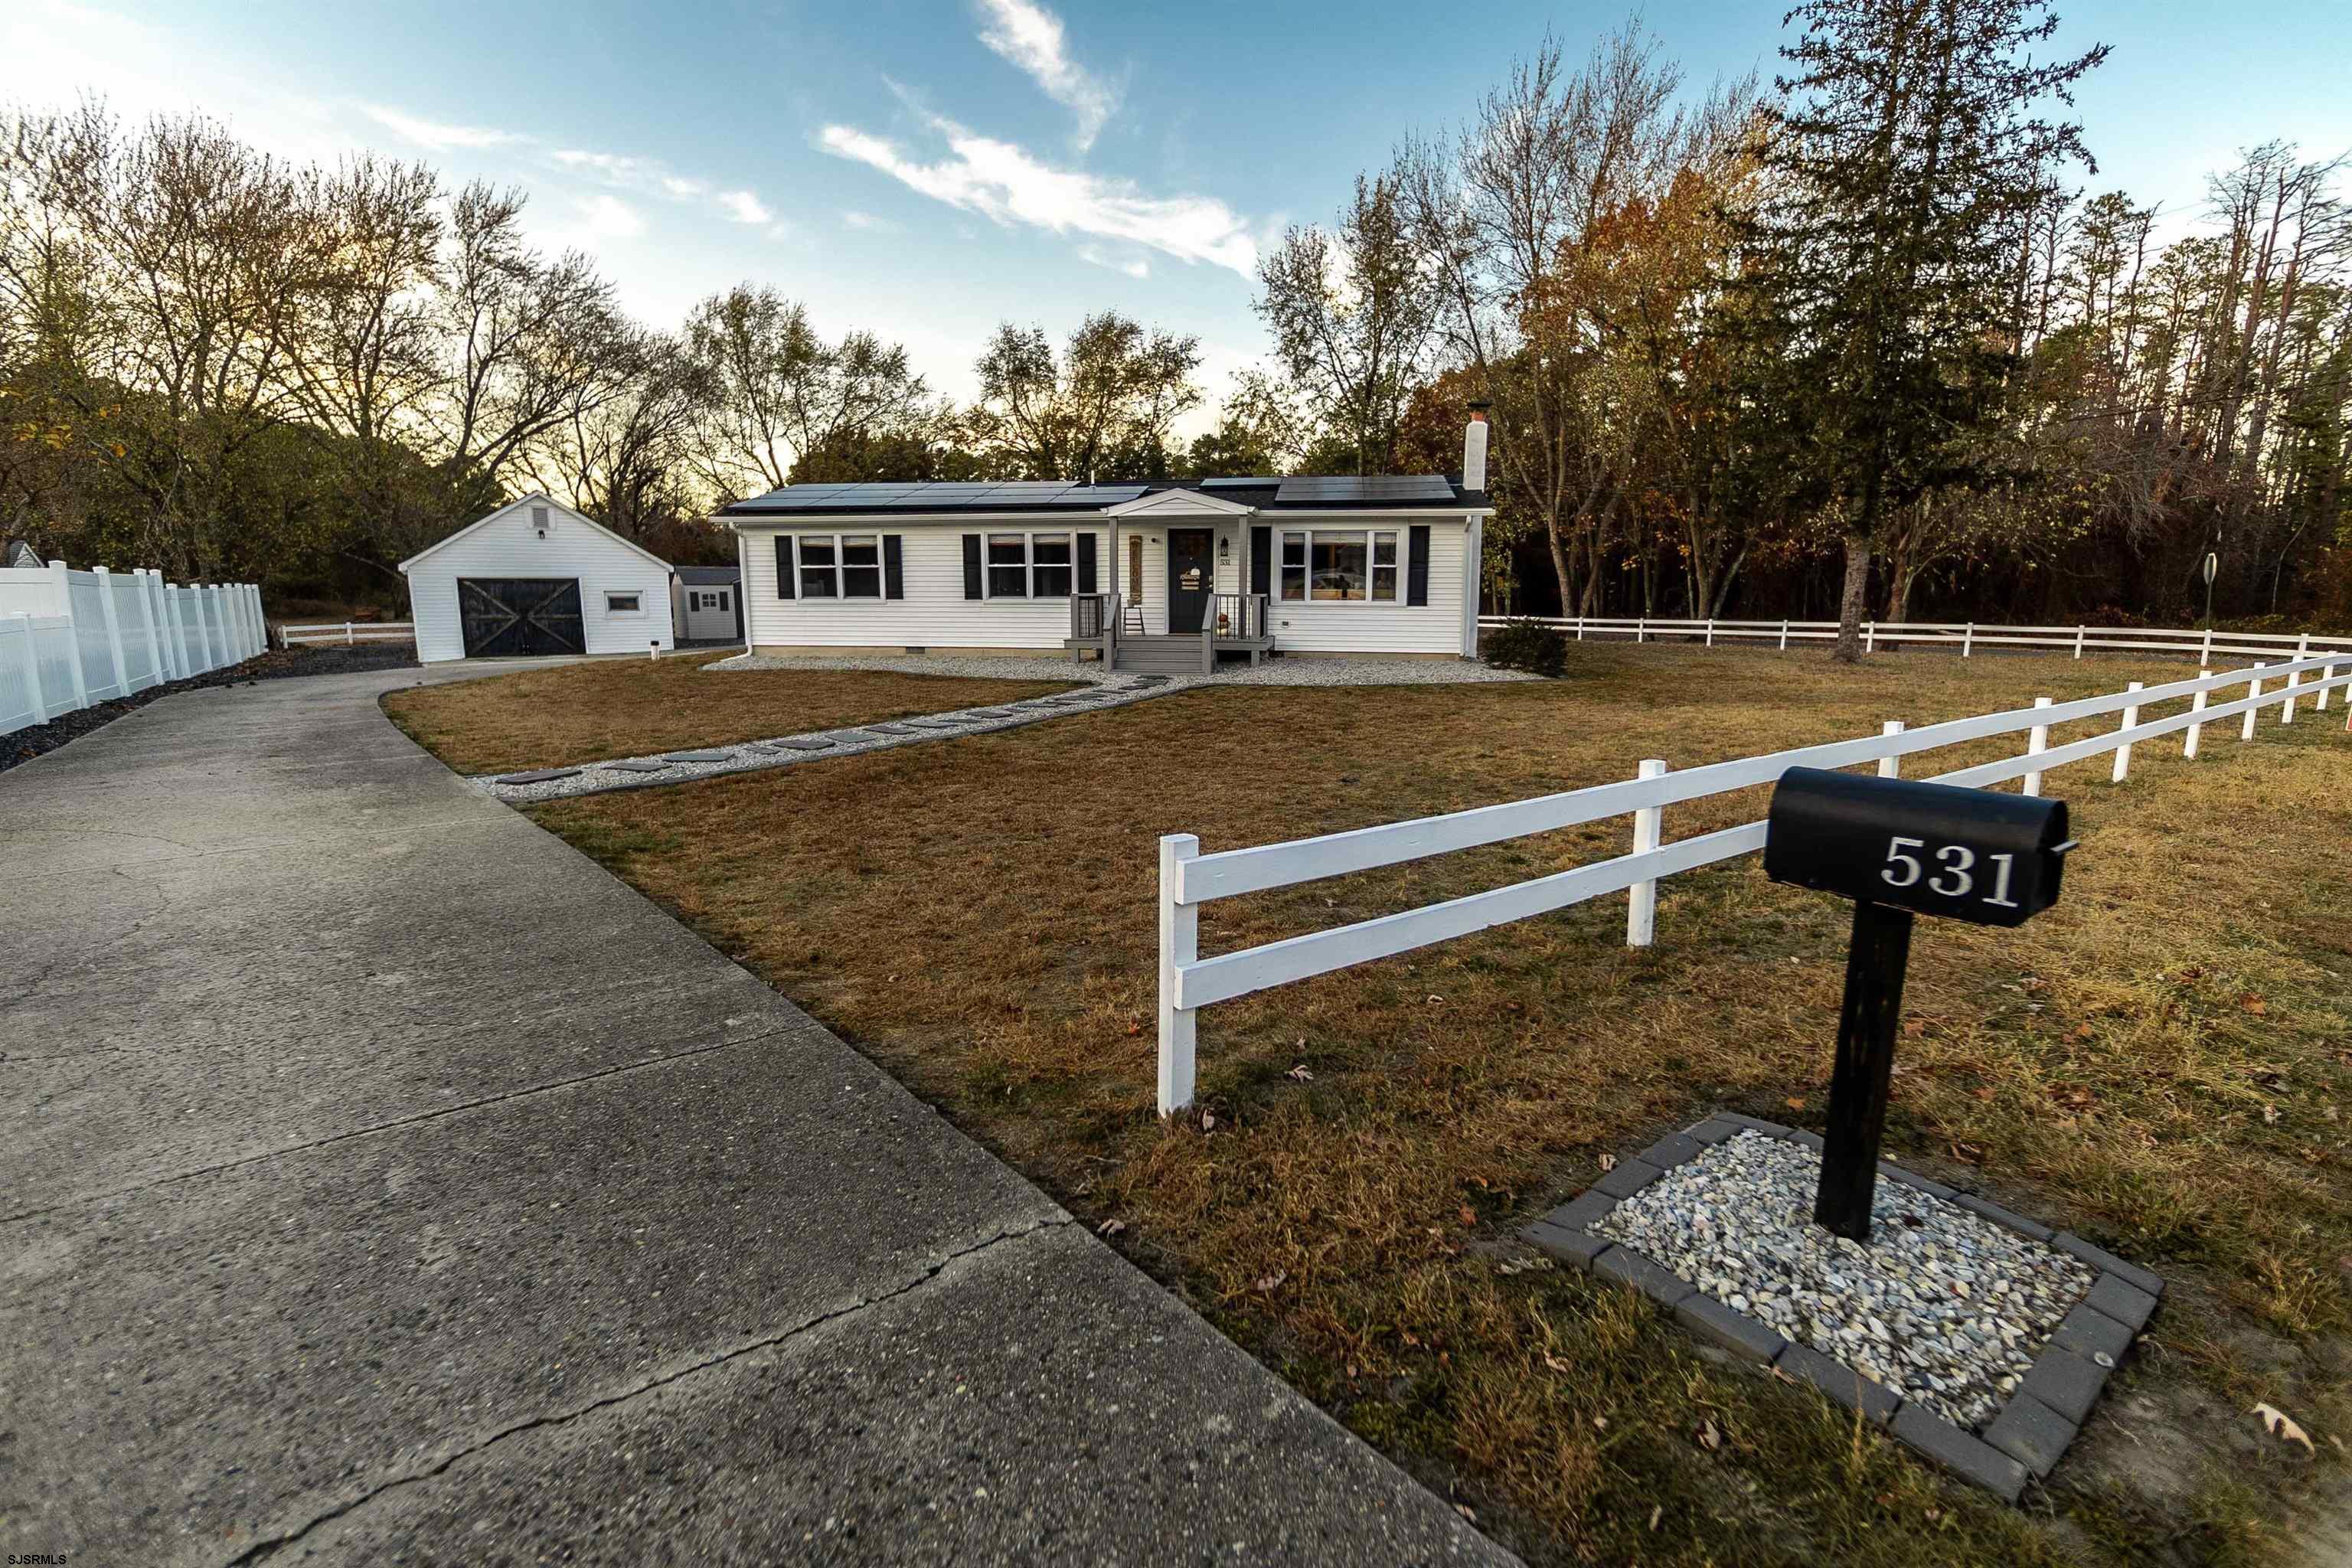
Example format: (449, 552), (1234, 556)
(796, 534), (887, 599)
(985, 531), (1077, 599)
(1279, 528), (1402, 603)
(606, 591), (642, 612)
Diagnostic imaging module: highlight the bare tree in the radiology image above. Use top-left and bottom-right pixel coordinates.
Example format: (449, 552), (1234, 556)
(971, 311), (1200, 479)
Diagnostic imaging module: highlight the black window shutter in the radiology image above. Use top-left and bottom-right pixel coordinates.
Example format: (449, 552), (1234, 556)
(882, 534), (904, 599)
(774, 536), (795, 599)
(1250, 526), (1272, 596)
(961, 534), (983, 599)
(1407, 525), (1431, 607)
(1076, 532), (1098, 593)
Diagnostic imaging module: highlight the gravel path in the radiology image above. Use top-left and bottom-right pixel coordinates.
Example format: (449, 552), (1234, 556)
(1594, 1132), (2095, 1429)
(475, 652), (1533, 804)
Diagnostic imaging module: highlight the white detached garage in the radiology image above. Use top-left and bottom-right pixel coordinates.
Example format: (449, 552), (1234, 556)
(400, 495), (676, 663)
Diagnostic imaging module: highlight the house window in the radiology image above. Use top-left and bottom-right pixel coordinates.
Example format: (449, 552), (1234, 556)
(1371, 531), (1400, 602)
(606, 591), (642, 613)
(1032, 534), (1073, 597)
(799, 536), (839, 598)
(689, 591), (704, 611)
(841, 535), (882, 598)
(1312, 534), (1367, 601)
(983, 531), (1080, 599)
(1279, 528), (1404, 604)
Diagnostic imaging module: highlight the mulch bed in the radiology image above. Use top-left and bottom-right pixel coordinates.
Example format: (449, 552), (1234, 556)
(2, 642), (418, 774)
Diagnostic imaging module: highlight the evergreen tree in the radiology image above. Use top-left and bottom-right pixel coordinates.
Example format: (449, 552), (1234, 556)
(1745, 0), (2106, 658)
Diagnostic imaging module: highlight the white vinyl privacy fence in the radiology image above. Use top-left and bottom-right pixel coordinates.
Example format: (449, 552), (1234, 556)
(1478, 613), (2352, 665)
(1155, 652), (2352, 1113)
(0, 564), (264, 738)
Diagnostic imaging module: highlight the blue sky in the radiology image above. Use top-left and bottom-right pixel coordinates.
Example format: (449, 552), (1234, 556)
(6, 0), (2347, 428)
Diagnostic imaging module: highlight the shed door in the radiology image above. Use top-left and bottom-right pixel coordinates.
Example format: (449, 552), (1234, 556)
(457, 578), (584, 657)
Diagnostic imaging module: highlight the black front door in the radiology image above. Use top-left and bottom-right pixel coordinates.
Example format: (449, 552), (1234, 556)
(1166, 529), (1213, 634)
(457, 578), (585, 657)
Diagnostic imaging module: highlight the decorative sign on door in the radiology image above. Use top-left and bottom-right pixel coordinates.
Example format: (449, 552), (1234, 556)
(1180, 567), (1204, 589)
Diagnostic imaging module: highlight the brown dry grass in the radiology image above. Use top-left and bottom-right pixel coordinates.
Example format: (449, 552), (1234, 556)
(511, 644), (2351, 1566)
(380, 652), (1078, 773)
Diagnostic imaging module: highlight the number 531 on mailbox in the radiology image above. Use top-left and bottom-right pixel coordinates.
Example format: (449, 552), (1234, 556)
(1763, 767), (2073, 929)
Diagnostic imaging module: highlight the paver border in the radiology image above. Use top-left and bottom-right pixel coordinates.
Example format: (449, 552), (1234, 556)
(1520, 1114), (2164, 1503)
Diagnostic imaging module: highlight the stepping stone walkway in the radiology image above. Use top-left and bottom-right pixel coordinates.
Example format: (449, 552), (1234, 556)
(474, 674), (1197, 805)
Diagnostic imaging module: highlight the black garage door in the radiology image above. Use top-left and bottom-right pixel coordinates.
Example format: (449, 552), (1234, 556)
(457, 579), (585, 657)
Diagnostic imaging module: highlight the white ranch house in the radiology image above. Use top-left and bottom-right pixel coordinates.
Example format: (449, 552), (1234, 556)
(720, 415), (1496, 674)
(400, 495), (678, 663)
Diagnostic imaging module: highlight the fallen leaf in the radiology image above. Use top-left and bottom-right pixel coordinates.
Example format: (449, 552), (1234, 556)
(2243, 995), (2269, 1015)
(1973, 1086), (1996, 1101)
(1786, 1097), (1807, 1111)
(1696, 1418), (1723, 1451)
(1903, 1019), (1926, 1038)
(1592, 1415), (1609, 1431)
(1254, 1271), (1286, 1293)
(1598, 1152), (1619, 1173)
(1459, 1205), (1478, 1227)
(2073, 1024), (2095, 1040)
(2253, 1402), (2315, 1455)
(1648, 1504), (1662, 1530)
(1096, 1218), (1125, 1237)
(1286, 1063), (1314, 1081)
(1426, 994), (1446, 1004)
(1201, 1112), (1217, 1132)
(1541, 1350), (1571, 1373)
(2263, 1104), (2281, 1125)
(1456, 1504), (1478, 1523)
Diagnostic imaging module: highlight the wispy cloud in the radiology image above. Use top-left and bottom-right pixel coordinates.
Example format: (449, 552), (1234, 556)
(974, 0), (1120, 151)
(577, 193), (645, 240)
(818, 115), (1256, 276)
(1076, 243), (1148, 279)
(841, 209), (894, 231)
(718, 189), (773, 224)
(361, 103), (519, 150)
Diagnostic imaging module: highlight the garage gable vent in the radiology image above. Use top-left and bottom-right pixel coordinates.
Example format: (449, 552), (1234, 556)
(531, 504), (550, 537)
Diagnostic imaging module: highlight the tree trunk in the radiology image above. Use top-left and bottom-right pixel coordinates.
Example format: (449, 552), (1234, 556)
(1833, 534), (1873, 663)
(1544, 512), (1573, 622)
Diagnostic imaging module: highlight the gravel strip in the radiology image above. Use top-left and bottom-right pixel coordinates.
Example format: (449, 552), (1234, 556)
(1593, 1132), (2096, 1429)
(710, 651), (1537, 686)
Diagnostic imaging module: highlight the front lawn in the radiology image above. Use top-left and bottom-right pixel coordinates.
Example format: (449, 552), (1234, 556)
(526, 644), (2351, 1566)
(381, 652), (1079, 773)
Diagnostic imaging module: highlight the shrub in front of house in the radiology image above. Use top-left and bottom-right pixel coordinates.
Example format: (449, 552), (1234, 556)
(1484, 619), (1566, 677)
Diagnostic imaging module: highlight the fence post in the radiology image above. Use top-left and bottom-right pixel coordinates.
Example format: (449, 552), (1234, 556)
(49, 562), (89, 710)
(160, 580), (186, 679)
(2282, 638), (2306, 724)
(2320, 659), (2335, 714)
(1962, 622), (1975, 658)
(2185, 671), (2210, 758)
(2023, 697), (2053, 796)
(91, 565), (129, 699)
(345, 620), (355, 647)
(1705, 618), (1715, 647)
(131, 567), (162, 687)
(1158, 834), (1200, 1116)
(1575, 616), (1586, 641)
(1779, 619), (1789, 651)
(2073, 626), (2086, 659)
(2199, 626), (2213, 665)
(1878, 720), (1903, 778)
(2111, 681), (2143, 782)
(2241, 665), (2265, 742)
(1626, 759), (1667, 948)
(1865, 619), (1876, 654)
(1636, 617), (1646, 644)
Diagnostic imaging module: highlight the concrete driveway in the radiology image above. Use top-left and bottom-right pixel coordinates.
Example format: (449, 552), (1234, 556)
(1, 665), (1514, 1566)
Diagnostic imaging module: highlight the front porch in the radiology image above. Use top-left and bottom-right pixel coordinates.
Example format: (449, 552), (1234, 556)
(1064, 590), (1273, 673)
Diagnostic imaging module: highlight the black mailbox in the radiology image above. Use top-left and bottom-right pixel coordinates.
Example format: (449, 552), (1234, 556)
(1764, 767), (2070, 929)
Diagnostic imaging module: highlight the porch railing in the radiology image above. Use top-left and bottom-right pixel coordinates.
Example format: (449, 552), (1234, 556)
(1209, 593), (1269, 642)
(1072, 592), (1113, 641)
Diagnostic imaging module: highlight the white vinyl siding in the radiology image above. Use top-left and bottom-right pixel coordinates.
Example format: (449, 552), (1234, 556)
(746, 526), (1107, 650)
(403, 498), (675, 663)
(737, 514), (1472, 655)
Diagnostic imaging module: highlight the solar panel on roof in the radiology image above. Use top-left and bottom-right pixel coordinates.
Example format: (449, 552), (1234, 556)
(1063, 485), (1148, 504)
(1274, 475), (1456, 503)
(1200, 477), (1274, 488)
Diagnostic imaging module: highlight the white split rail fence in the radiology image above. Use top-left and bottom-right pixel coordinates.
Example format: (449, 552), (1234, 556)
(280, 619), (416, 647)
(0, 564), (266, 739)
(1477, 614), (2352, 666)
(1155, 652), (2352, 1114)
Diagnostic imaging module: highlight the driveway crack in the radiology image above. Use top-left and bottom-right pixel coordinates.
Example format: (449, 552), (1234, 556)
(223, 1214), (1073, 1565)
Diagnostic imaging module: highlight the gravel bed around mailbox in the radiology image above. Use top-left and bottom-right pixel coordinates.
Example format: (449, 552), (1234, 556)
(1593, 1132), (2092, 1428)
(1524, 1114), (2165, 1501)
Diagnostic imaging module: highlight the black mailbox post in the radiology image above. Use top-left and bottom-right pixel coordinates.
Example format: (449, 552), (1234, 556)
(1765, 769), (2073, 1240)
